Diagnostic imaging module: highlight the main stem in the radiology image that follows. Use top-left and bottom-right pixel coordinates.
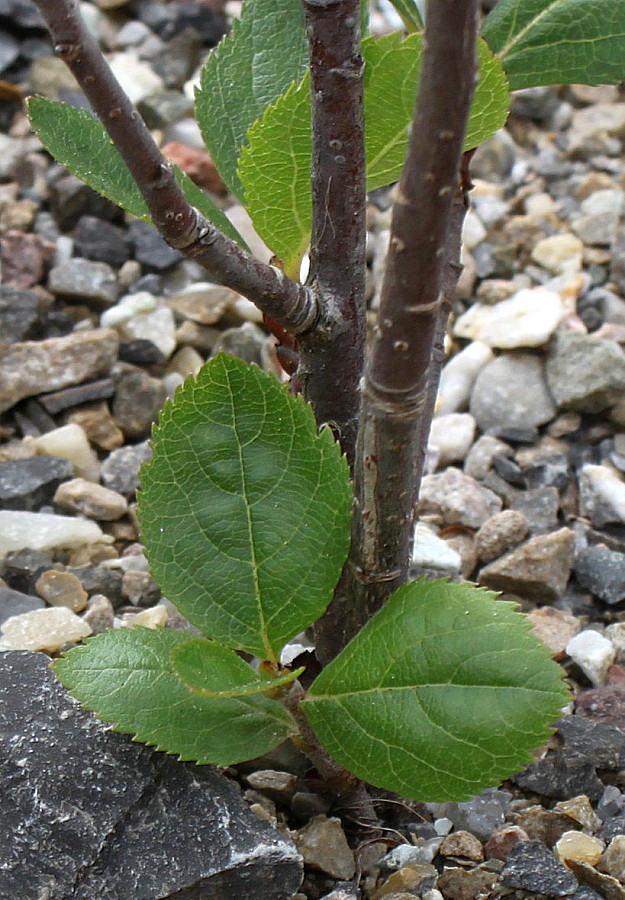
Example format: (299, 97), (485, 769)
(30, 0), (318, 337)
(318, 0), (479, 662)
(297, 0), (367, 466)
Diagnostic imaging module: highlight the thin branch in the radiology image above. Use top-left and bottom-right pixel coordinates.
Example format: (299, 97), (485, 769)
(318, 0), (479, 660)
(30, 0), (318, 336)
(296, 0), (367, 464)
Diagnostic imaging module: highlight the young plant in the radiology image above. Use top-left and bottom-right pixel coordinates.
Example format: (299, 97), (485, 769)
(56, 353), (567, 801)
(27, 0), (625, 801)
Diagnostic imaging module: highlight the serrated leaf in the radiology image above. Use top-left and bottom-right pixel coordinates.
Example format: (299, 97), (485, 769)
(137, 353), (351, 662)
(238, 35), (509, 268)
(195, 0), (309, 200)
(27, 96), (248, 249)
(302, 579), (568, 802)
(54, 628), (296, 765)
(482, 0), (625, 90)
(171, 637), (304, 697)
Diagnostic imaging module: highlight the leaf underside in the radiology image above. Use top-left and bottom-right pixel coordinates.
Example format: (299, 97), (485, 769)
(27, 96), (247, 249)
(303, 579), (569, 802)
(54, 628), (296, 765)
(238, 34), (509, 269)
(482, 0), (625, 90)
(137, 353), (351, 662)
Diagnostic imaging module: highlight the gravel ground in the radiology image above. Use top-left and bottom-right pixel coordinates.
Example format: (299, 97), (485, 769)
(1, 1), (625, 898)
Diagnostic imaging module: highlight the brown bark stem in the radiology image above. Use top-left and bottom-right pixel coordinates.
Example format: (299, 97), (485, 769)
(296, 0), (367, 465)
(319, 0), (479, 661)
(30, 0), (318, 336)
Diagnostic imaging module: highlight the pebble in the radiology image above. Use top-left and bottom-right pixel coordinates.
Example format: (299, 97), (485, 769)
(119, 603), (168, 629)
(461, 208), (487, 249)
(412, 523), (462, 574)
(510, 486), (560, 534)
(572, 189), (625, 246)
(82, 593), (115, 634)
(0, 230), (56, 289)
(469, 353), (556, 433)
(566, 630), (616, 687)
(212, 322), (266, 366)
(372, 865), (438, 898)
(436, 341), (494, 415)
(546, 332), (625, 413)
(121, 569), (161, 607)
(293, 816), (356, 880)
(39, 378), (116, 416)
(107, 51), (164, 103)
(555, 831), (605, 867)
(101, 440), (152, 495)
(418, 467), (502, 528)
(454, 288), (565, 348)
(29, 423), (100, 482)
(574, 545), (625, 604)
(53, 477), (128, 521)
(0, 455), (73, 511)
(112, 368), (167, 440)
(0, 328), (119, 415)
(64, 402), (125, 452)
(0, 510), (106, 558)
(0, 606), (92, 651)
(34, 569), (88, 612)
(578, 465), (625, 527)
(435, 866), (498, 900)
(464, 435), (513, 481)
(567, 103), (625, 158)
(554, 796), (602, 833)
(430, 790), (512, 841)
(0, 584), (45, 626)
(73, 215), (131, 268)
(0, 285), (42, 343)
(527, 607), (581, 660)
(127, 219), (182, 271)
(599, 835), (625, 883)
(166, 283), (237, 325)
(246, 770), (298, 803)
(500, 839), (579, 894)
(532, 233), (584, 274)
(439, 830), (483, 863)
(48, 257), (120, 306)
(428, 414), (476, 467)
(478, 527), (576, 601)
(475, 509), (529, 562)
(484, 826), (529, 861)
(101, 291), (176, 358)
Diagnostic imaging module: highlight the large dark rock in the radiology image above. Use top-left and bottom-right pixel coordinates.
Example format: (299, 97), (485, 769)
(500, 840), (578, 895)
(0, 651), (303, 899)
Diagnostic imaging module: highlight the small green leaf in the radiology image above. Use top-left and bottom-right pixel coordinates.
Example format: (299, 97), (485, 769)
(137, 353), (351, 662)
(195, 0), (309, 200)
(54, 628), (296, 765)
(239, 35), (509, 266)
(171, 637), (304, 697)
(384, 0), (423, 33)
(482, 0), (625, 90)
(303, 579), (568, 802)
(27, 96), (248, 249)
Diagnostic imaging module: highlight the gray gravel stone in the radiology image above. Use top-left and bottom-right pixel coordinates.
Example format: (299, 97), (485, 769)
(0, 455), (73, 511)
(101, 440), (152, 495)
(546, 332), (625, 413)
(112, 369), (167, 440)
(500, 840), (579, 895)
(48, 257), (121, 306)
(470, 353), (556, 433)
(418, 467), (502, 528)
(0, 650), (302, 900)
(0, 585), (45, 626)
(575, 545), (625, 604)
(510, 486), (560, 534)
(479, 527), (575, 601)
(0, 286), (42, 342)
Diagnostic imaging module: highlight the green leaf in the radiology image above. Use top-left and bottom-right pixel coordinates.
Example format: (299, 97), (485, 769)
(137, 353), (351, 662)
(54, 628), (296, 765)
(195, 0), (309, 200)
(302, 579), (568, 802)
(238, 35), (509, 267)
(482, 0), (625, 90)
(384, 0), (423, 33)
(27, 96), (248, 249)
(171, 637), (304, 697)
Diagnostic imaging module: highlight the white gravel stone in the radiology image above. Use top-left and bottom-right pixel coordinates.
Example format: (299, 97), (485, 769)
(412, 523), (462, 573)
(453, 288), (565, 348)
(566, 629), (616, 686)
(0, 511), (107, 558)
(579, 464), (625, 526)
(462, 209), (487, 249)
(28, 423), (100, 482)
(437, 341), (494, 415)
(107, 52), (164, 104)
(531, 233), (584, 274)
(428, 413), (476, 467)
(101, 292), (177, 359)
(0, 606), (92, 652)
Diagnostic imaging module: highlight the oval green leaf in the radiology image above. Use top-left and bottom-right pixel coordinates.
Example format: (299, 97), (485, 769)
(238, 34), (509, 267)
(482, 0), (625, 90)
(303, 579), (569, 802)
(54, 627), (296, 765)
(137, 353), (351, 661)
(27, 96), (248, 249)
(171, 637), (304, 697)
